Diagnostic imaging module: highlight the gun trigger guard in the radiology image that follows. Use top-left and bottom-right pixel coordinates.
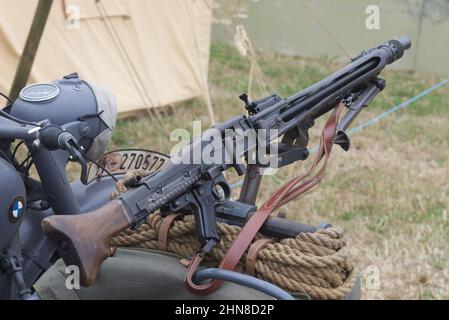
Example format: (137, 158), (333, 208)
(169, 178), (228, 246)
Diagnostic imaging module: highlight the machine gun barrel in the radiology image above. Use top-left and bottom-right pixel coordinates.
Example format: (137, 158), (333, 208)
(251, 37), (411, 136)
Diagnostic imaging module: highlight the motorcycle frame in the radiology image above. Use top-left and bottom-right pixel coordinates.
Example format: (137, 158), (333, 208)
(0, 116), (118, 300)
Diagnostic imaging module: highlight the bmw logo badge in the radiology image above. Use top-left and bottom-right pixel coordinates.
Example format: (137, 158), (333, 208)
(9, 197), (25, 223)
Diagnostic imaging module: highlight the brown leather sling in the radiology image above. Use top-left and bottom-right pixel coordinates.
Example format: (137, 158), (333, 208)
(184, 102), (345, 295)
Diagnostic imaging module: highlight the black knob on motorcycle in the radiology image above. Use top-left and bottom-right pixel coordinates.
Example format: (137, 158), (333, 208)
(39, 123), (90, 185)
(39, 124), (66, 151)
(39, 124), (81, 153)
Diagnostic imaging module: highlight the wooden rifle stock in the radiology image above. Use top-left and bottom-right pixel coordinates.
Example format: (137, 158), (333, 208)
(41, 201), (133, 287)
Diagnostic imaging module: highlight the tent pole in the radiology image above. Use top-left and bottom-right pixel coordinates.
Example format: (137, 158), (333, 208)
(413, 0), (425, 72)
(186, 0), (216, 125)
(9, 0), (53, 101)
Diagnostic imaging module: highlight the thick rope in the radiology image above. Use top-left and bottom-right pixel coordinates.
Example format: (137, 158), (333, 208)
(110, 171), (356, 300)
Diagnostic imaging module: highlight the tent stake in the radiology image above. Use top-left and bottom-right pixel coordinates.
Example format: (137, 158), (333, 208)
(9, 0), (53, 101)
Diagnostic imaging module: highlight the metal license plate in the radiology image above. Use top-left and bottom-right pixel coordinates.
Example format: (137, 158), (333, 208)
(87, 149), (170, 183)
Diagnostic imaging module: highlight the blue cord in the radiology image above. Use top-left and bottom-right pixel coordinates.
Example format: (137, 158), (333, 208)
(194, 268), (296, 300)
(347, 76), (449, 135)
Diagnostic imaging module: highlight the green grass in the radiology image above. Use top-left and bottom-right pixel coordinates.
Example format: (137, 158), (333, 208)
(106, 42), (449, 299)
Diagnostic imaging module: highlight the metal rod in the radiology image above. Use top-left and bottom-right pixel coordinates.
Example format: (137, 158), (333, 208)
(238, 164), (263, 205)
(412, 0), (425, 72)
(218, 211), (318, 239)
(9, 0), (54, 101)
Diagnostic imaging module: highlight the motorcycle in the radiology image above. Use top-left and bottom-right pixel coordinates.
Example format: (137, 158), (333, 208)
(0, 73), (171, 300)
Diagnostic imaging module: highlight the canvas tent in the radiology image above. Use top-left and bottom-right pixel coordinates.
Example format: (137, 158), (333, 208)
(0, 0), (213, 117)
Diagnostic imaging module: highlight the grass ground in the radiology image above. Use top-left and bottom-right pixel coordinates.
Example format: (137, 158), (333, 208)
(108, 43), (448, 299)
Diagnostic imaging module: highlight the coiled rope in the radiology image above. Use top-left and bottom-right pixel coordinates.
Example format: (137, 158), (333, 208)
(110, 171), (356, 300)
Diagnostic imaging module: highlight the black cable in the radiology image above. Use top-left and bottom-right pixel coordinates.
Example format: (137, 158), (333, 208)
(84, 154), (119, 183)
(0, 107), (40, 127)
(18, 154), (32, 170)
(24, 159), (35, 177)
(1, 91), (41, 127)
(0, 92), (14, 105)
(78, 110), (104, 122)
(12, 141), (25, 160)
(0, 148), (15, 166)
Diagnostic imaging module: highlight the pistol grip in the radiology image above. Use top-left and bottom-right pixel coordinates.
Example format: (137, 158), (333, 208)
(191, 190), (220, 245)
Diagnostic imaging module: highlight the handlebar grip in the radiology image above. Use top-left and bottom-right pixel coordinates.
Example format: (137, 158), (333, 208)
(39, 125), (64, 151)
(41, 201), (133, 287)
(39, 124), (78, 151)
